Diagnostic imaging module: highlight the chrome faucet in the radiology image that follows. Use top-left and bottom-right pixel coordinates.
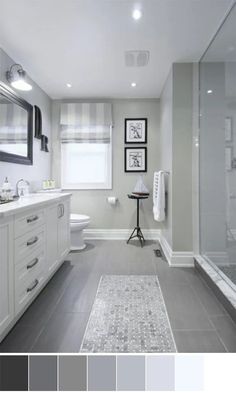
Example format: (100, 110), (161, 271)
(16, 179), (30, 197)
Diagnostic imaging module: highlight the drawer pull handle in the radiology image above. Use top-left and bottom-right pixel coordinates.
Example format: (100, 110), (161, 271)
(58, 204), (64, 218)
(27, 215), (39, 223)
(27, 258), (39, 269)
(27, 236), (38, 246)
(27, 279), (39, 292)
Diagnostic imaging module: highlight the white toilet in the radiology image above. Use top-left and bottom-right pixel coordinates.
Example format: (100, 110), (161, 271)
(70, 214), (90, 251)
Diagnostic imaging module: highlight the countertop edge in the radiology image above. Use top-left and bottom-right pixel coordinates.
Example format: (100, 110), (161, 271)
(0, 193), (72, 218)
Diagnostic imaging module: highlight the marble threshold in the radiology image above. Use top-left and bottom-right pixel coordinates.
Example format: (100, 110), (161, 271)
(195, 255), (236, 321)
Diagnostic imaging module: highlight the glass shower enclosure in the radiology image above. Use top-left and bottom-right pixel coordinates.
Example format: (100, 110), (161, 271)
(199, 4), (236, 291)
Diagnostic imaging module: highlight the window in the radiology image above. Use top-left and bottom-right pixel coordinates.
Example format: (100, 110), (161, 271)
(60, 103), (112, 189)
(61, 141), (112, 189)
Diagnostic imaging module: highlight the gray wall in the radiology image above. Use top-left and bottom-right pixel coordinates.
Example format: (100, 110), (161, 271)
(160, 69), (173, 247)
(172, 63), (193, 251)
(160, 63), (193, 252)
(0, 48), (52, 190)
(52, 99), (160, 229)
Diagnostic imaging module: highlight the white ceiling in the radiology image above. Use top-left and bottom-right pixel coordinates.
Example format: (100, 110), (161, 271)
(0, 0), (233, 99)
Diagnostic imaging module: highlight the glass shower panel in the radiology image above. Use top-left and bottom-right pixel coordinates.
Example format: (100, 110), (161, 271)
(199, 4), (236, 290)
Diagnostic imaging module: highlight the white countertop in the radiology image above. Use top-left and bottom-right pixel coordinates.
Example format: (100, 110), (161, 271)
(0, 192), (71, 218)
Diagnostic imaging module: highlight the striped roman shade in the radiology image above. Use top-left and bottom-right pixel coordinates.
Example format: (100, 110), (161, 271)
(0, 103), (27, 144)
(60, 103), (112, 143)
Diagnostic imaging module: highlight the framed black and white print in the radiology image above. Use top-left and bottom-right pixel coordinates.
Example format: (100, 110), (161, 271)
(125, 118), (147, 143)
(125, 147), (147, 172)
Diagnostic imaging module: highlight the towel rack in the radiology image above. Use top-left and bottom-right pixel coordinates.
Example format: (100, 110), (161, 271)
(157, 170), (170, 174)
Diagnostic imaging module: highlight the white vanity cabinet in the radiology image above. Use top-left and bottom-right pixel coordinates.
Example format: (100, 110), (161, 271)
(46, 204), (59, 274)
(57, 200), (70, 262)
(0, 217), (14, 337)
(46, 199), (70, 275)
(14, 208), (47, 315)
(0, 193), (71, 342)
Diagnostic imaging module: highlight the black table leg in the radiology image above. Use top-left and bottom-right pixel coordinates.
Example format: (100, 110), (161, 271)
(127, 198), (146, 247)
(137, 198), (139, 227)
(127, 227), (136, 244)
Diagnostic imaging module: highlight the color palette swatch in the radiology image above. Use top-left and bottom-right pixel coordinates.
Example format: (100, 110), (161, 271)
(59, 356), (87, 391)
(29, 356), (57, 391)
(117, 356), (145, 391)
(0, 354), (205, 391)
(146, 355), (175, 391)
(0, 356), (28, 391)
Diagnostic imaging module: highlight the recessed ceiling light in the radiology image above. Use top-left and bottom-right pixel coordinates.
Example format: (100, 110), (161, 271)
(131, 82), (137, 87)
(66, 83), (72, 88)
(132, 9), (142, 20)
(207, 89), (213, 94)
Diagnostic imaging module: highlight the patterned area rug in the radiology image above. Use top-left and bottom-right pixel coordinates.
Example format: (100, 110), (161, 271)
(80, 275), (176, 353)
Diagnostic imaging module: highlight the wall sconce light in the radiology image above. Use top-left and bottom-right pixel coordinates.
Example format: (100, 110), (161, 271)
(6, 63), (32, 91)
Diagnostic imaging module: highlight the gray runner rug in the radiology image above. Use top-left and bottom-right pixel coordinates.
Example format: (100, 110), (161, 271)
(80, 275), (176, 353)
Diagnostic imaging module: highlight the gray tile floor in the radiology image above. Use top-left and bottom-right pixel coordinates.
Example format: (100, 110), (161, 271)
(0, 240), (236, 353)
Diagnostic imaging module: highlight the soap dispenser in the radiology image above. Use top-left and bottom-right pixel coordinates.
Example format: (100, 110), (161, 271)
(1, 177), (12, 201)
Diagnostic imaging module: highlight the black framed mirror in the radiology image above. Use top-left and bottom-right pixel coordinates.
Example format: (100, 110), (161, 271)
(0, 82), (33, 165)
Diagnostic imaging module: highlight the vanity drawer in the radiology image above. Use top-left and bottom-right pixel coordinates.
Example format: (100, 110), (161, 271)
(15, 247), (45, 286)
(14, 208), (45, 238)
(15, 265), (45, 316)
(14, 226), (46, 266)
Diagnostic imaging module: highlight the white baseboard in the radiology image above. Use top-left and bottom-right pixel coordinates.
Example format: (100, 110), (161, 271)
(84, 228), (160, 241)
(84, 230), (194, 266)
(160, 235), (194, 267)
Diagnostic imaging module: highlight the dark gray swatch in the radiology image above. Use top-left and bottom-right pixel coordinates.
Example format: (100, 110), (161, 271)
(59, 356), (87, 391)
(117, 356), (145, 391)
(0, 355), (28, 391)
(88, 356), (116, 391)
(29, 356), (57, 391)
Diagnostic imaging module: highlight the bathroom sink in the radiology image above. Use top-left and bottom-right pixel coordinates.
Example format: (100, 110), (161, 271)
(19, 194), (41, 198)
(0, 194), (44, 204)
(0, 196), (19, 205)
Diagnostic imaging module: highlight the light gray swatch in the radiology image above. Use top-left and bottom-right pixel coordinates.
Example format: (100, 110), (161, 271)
(88, 356), (116, 391)
(117, 356), (145, 391)
(29, 356), (57, 391)
(175, 355), (204, 391)
(59, 356), (87, 391)
(146, 355), (175, 391)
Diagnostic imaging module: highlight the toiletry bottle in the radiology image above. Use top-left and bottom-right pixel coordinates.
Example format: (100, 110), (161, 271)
(1, 177), (12, 201)
(42, 180), (48, 190)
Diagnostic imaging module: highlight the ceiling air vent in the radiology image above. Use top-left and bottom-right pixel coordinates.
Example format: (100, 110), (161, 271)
(125, 51), (150, 67)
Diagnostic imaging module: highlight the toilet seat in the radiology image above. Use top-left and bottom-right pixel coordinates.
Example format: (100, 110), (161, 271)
(70, 214), (90, 223)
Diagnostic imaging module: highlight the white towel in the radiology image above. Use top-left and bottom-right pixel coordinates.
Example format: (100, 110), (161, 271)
(153, 171), (165, 222)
